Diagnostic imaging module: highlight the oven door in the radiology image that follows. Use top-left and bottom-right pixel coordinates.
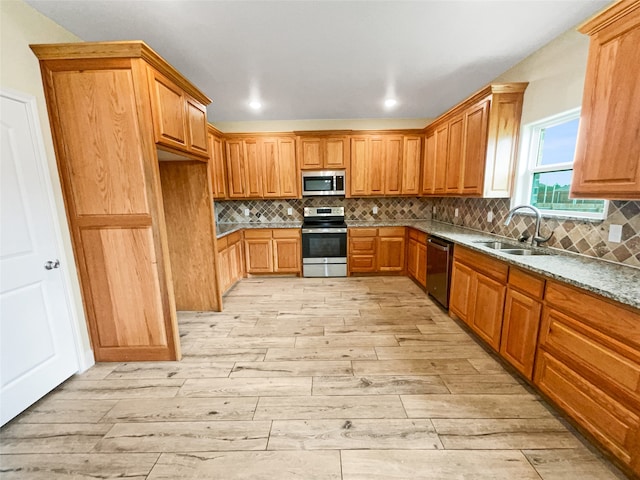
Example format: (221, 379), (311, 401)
(301, 229), (347, 260)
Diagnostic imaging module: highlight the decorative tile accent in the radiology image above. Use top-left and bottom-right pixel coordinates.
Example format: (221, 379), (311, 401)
(433, 198), (640, 268)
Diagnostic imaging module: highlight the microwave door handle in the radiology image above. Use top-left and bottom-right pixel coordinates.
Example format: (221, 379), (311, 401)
(333, 176), (337, 191)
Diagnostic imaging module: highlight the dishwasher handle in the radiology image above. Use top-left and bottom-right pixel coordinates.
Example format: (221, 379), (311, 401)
(427, 238), (451, 252)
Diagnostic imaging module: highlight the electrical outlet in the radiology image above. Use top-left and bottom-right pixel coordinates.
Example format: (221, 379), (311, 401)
(432, 206), (437, 214)
(608, 224), (622, 243)
(244, 208), (250, 217)
(373, 206), (378, 215)
(487, 211), (493, 222)
(287, 207), (293, 216)
(454, 208), (459, 218)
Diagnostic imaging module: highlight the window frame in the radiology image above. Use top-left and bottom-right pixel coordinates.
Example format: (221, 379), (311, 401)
(512, 107), (608, 220)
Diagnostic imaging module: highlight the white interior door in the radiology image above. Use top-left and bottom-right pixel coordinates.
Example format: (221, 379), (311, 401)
(0, 90), (78, 426)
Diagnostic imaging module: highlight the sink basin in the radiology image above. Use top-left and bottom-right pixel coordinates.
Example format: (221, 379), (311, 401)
(475, 240), (551, 256)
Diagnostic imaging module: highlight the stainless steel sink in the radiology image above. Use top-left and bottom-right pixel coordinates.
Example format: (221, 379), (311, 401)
(475, 240), (551, 256)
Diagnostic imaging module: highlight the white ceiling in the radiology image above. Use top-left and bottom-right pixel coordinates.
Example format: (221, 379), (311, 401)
(26, 0), (609, 123)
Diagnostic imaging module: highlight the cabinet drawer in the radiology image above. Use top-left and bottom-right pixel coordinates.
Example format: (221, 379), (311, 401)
(539, 307), (640, 404)
(409, 228), (427, 243)
(350, 255), (376, 272)
(545, 281), (640, 350)
(378, 226), (405, 237)
(535, 351), (640, 468)
(227, 231), (242, 245)
(454, 245), (508, 283)
(272, 228), (300, 239)
(350, 228), (377, 237)
(350, 237), (376, 255)
(508, 267), (544, 299)
(244, 229), (272, 239)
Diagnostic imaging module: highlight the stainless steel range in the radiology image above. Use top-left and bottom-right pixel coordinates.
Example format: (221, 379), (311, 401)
(301, 206), (347, 277)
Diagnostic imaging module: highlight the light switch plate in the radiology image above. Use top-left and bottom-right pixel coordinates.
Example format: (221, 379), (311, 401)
(608, 224), (622, 243)
(287, 207), (293, 216)
(487, 211), (493, 222)
(373, 206), (378, 215)
(244, 208), (250, 217)
(455, 208), (459, 218)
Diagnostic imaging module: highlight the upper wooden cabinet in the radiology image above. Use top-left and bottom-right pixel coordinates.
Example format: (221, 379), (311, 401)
(421, 83), (526, 197)
(207, 125), (227, 199)
(298, 134), (349, 170)
(148, 68), (209, 160)
(571, 0), (640, 199)
(31, 41), (216, 362)
(225, 135), (299, 199)
(350, 134), (422, 197)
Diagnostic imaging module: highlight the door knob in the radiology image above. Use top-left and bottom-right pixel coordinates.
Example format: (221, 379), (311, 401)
(44, 259), (60, 270)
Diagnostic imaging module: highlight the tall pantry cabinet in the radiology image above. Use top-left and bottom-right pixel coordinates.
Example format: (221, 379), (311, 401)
(31, 41), (220, 362)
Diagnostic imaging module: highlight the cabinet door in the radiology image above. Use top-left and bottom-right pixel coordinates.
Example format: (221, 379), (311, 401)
(422, 130), (436, 194)
(571, 7), (640, 199)
(262, 137), (281, 198)
(384, 136), (403, 195)
(500, 288), (542, 379)
(278, 138), (298, 198)
(445, 115), (464, 193)
(407, 238), (418, 278)
(450, 261), (473, 323)
(225, 140), (246, 198)
(299, 137), (323, 169)
(218, 248), (231, 293)
(368, 136), (386, 195)
(325, 137), (348, 169)
(274, 238), (301, 273)
(186, 97), (208, 157)
(350, 137), (368, 196)
(244, 238), (273, 273)
(244, 139), (263, 198)
(149, 69), (187, 150)
(416, 241), (427, 288)
(402, 136), (422, 195)
(433, 123), (449, 194)
(378, 236), (405, 272)
(471, 272), (506, 351)
(208, 133), (227, 199)
(461, 99), (489, 195)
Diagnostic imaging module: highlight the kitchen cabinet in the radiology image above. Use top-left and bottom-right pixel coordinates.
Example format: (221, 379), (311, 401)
(208, 125), (227, 199)
(298, 134), (349, 170)
(225, 136), (299, 199)
(348, 227), (406, 274)
(217, 231), (244, 293)
(421, 83), (526, 197)
(406, 229), (427, 288)
(500, 268), (544, 379)
(450, 246), (508, 351)
(571, 0), (640, 199)
(244, 229), (301, 275)
(148, 68), (209, 160)
(350, 134), (422, 197)
(31, 41), (218, 361)
(535, 280), (640, 476)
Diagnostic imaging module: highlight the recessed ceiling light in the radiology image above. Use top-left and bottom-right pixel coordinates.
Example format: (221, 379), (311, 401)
(249, 100), (262, 110)
(384, 98), (397, 108)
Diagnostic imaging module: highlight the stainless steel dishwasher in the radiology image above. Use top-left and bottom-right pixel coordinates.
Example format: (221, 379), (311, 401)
(426, 236), (454, 309)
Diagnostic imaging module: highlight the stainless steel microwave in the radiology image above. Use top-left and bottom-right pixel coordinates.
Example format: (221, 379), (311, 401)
(301, 170), (346, 196)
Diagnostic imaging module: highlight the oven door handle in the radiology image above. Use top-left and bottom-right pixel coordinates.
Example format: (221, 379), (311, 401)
(302, 228), (347, 234)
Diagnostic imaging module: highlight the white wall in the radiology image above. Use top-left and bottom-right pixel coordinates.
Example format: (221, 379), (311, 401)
(1, 0), (93, 369)
(494, 28), (590, 125)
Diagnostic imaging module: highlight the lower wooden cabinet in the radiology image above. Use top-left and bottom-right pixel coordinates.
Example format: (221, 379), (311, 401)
(407, 229), (427, 288)
(348, 227), (405, 274)
(500, 268), (544, 380)
(217, 231), (244, 294)
(244, 229), (301, 275)
(449, 246), (508, 351)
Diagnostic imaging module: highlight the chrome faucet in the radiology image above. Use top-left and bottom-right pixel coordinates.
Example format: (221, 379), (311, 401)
(504, 205), (553, 247)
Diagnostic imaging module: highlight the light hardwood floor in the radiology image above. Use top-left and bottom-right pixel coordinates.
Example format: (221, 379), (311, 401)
(0, 277), (628, 479)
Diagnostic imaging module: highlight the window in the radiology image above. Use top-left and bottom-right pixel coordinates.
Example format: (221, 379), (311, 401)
(513, 108), (607, 220)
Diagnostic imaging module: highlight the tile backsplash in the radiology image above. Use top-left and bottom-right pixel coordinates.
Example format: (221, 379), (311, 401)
(432, 198), (640, 268)
(215, 197), (640, 268)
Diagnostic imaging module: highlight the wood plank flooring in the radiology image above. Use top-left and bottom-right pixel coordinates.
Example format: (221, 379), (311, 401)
(0, 277), (628, 479)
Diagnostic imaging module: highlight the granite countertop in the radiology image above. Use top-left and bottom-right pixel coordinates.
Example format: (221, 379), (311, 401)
(350, 219), (640, 310)
(216, 219), (639, 309)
